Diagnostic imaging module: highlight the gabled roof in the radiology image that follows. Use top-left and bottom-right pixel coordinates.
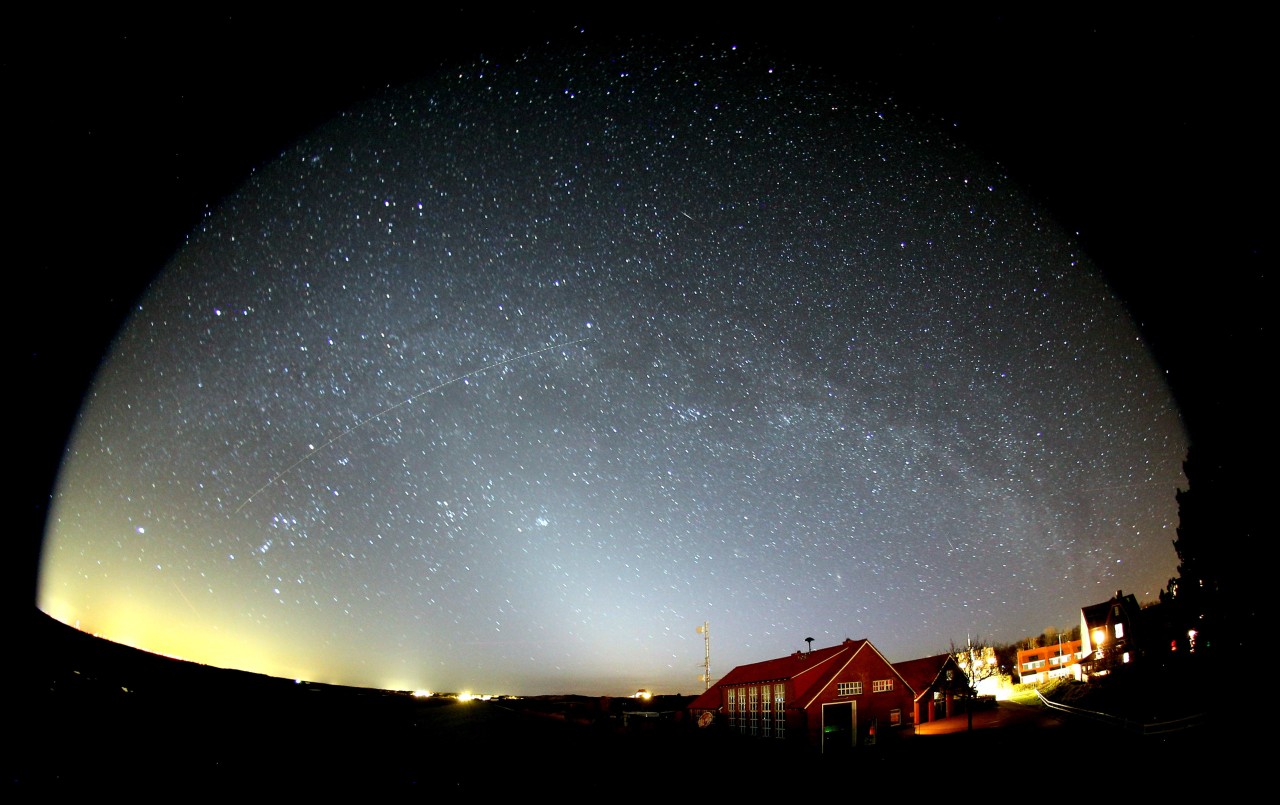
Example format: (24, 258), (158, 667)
(688, 638), (915, 711)
(687, 640), (867, 711)
(717, 639), (867, 688)
(686, 685), (719, 711)
(892, 653), (956, 703)
(1081, 601), (1110, 628)
(1082, 590), (1139, 629)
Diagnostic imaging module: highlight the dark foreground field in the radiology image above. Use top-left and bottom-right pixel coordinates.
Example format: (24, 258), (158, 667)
(8, 611), (1259, 795)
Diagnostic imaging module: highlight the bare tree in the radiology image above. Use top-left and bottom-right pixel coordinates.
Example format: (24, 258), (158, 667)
(950, 637), (1000, 731)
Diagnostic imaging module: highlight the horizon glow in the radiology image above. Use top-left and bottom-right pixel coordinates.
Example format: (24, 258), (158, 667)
(38, 42), (1186, 695)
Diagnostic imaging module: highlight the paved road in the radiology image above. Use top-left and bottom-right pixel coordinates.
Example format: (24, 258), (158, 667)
(912, 700), (1054, 735)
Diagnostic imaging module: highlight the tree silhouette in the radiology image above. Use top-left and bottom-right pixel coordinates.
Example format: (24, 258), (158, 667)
(1164, 445), (1263, 664)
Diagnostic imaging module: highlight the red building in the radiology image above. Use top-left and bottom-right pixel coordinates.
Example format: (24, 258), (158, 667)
(688, 638), (916, 751)
(892, 653), (966, 725)
(1017, 639), (1083, 684)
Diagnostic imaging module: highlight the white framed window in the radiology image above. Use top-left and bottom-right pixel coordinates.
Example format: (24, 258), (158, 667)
(1115, 623), (1125, 639)
(774, 684), (786, 739)
(837, 681), (862, 696)
(749, 686), (758, 735)
(761, 685), (771, 737)
(889, 709), (901, 726)
(727, 687), (736, 727)
(872, 678), (893, 693)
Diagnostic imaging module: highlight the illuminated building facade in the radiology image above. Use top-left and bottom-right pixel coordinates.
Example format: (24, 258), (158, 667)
(1017, 639), (1084, 684)
(687, 638), (916, 751)
(1079, 590), (1141, 678)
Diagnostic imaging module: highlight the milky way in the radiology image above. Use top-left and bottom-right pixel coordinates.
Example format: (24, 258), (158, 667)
(39, 41), (1186, 694)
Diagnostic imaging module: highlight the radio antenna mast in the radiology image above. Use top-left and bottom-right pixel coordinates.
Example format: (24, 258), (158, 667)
(697, 621), (711, 691)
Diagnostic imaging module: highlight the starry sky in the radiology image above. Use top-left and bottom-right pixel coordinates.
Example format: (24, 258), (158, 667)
(22, 12), (1265, 696)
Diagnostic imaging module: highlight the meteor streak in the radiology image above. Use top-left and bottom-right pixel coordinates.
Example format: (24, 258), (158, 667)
(234, 338), (591, 514)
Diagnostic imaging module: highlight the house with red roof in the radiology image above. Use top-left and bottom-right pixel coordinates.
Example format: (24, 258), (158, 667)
(891, 653), (966, 725)
(687, 638), (916, 751)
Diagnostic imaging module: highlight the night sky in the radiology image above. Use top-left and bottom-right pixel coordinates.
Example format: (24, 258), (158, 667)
(19, 12), (1265, 696)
